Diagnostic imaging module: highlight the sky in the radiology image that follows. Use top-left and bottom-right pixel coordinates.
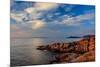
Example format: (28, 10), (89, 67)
(10, 1), (95, 38)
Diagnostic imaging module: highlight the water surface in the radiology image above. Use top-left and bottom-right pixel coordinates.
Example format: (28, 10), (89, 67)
(11, 37), (82, 66)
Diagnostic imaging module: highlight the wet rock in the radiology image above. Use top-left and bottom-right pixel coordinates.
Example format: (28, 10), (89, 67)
(37, 45), (47, 50)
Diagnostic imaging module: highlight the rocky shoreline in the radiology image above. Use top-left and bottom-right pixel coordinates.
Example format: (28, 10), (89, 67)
(37, 35), (95, 63)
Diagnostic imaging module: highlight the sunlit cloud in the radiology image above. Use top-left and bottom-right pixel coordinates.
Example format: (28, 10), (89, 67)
(34, 2), (58, 11)
(11, 2), (58, 24)
(10, 12), (26, 23)
(32, 20), (45, 30)
(24, 7), (36, 14)
(11, 1), (95, 37)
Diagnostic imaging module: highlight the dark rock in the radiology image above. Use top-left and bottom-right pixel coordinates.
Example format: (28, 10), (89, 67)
(37, 45), (47, 50)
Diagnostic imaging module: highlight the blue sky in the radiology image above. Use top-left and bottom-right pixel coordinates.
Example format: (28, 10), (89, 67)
(11, 1), (95, 38)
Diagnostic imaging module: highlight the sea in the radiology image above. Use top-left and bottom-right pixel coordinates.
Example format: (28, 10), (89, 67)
(11, 37), (82, 66)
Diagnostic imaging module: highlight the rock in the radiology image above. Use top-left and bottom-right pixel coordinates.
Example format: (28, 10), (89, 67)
(55, 53), (80, 62)
(37, 35), (95, 53)
(74, 39), (89, 53)
(47, 43), (72, 52)
(37, 45), (47, 50)
(37, 35), (95, 63)
(74, 35), (95, 53)
(89, 35), (95, 51)
(71, 51), (95, 62)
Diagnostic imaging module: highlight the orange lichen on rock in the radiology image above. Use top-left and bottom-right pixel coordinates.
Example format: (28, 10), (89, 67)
(75, 39), (89, 53)
(37, 35), (95, 63)
(71, 51), (95, 62)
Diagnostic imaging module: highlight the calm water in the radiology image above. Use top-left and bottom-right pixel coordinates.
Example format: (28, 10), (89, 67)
(11, 37), (82, 66)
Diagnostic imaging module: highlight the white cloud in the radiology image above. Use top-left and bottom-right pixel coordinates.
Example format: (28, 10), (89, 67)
(10, 2), (58, 30)
(11, 2), (59, 25)
(10, 12), (26, 23)
(11, 2), (94, 29)
(32, 20), (45, 30)
(24, 7), (36, 14)
(62, 12), (95, 26)
(34, 2), (58, 11)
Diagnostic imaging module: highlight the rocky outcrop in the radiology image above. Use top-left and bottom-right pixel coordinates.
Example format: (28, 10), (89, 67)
(37, 45), (47, 50)
(37, 35), (95, 63)
(71, 50), (95, 62)
(50, 53), (80, 63)
(74, 35), (95, 53)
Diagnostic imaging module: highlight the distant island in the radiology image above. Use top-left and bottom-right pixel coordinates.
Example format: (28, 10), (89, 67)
(83, 35), (95, 38)
(67, 36), (81, 38)
(67, 35), (95, 38)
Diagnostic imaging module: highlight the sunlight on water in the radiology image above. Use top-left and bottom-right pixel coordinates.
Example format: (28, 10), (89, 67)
(11, 37), (82, 66)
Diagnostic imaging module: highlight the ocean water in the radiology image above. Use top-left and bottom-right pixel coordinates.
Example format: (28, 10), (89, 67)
(11, 37), (82, 66)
